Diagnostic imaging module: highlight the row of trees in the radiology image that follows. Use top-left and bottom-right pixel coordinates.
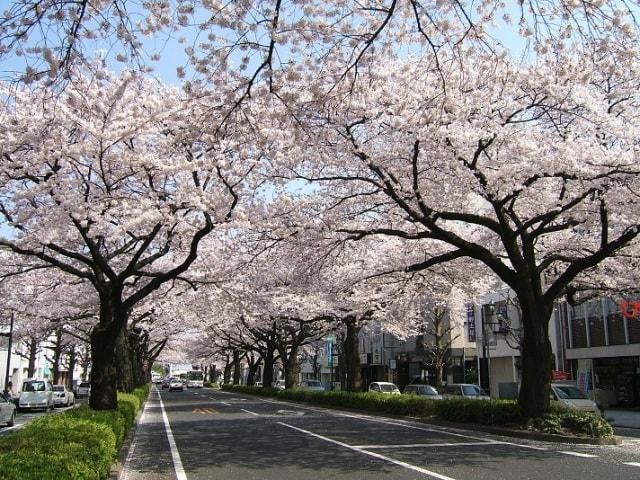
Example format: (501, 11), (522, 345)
(0, 0), (638, 419)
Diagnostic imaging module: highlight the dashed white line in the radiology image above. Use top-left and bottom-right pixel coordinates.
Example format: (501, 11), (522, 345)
(241, 408), (260, 416)
(623, 462), (640, 467)
(559, 451), (598, 458)
(220, 401), (231, 406)
(278, 422), (456, 480)
(157, 390), (188, 480)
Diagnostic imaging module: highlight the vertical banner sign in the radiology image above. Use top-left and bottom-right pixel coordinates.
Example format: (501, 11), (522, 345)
(466, 304), (476, 342)
(497, 304), (508, 333)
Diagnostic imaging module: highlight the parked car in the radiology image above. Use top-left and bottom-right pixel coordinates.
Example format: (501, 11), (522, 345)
(403, 384), (443, 399)
(442, 383), (490, 400)
(273, 380), (286, 390)
(75, 381), (91, 399)
(169, 377), (184, 392)
(550, 383), (601, 415)
(300, 380), (325, 392)
(161, 377), (171, 389)
(18, 378), (54, 412)
(0, 392), (16, 427)
(368, 382), (401, 395)
(52, 384), (75, 407)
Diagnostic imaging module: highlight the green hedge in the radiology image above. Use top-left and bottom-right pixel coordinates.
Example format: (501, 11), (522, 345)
(0, 383), (151, 480)
(221, 384), (613, 438)
(0, 415), (116, 480)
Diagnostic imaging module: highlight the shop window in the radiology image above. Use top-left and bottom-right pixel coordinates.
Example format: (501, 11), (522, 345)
(571, 318), (587, 348)
(608, 313), (627, 345)
(588, 317), (606, 347)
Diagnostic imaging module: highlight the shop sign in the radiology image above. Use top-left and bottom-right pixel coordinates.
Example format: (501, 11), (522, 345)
(618, 300), (640, 319)
(551, 370), (569, 381)
(466, 304), (476, 342)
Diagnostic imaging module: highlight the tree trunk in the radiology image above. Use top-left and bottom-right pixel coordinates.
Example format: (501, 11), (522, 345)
(52, 337), (63, 384)
(283, 348), (300, 389)
(116, 328), (134, 393)
(90, 293), (127, 410)
(262, 348), (275, 387)
(246, 357), (262, 386)
(67, 345), (76, 392)
(343, 318), (362, 392)
(27, 339), (37, 378)
(223, 359), (232, 384)
(435, 363), (444, 389)
(518, 300), (553, 419)
(232, 350), (242, 384)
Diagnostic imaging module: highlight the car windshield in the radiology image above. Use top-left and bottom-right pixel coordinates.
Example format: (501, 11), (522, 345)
(554, 386), (586, 399)
(462, 385), (482, 396)
(23, 381), (45, 392)
(379, 384), (397, 392)
(420, 386), (439, 395)
(53, 386), (64, 392)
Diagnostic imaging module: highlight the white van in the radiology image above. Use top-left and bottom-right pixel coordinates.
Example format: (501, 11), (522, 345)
(18, 378), (54, 412)
(550, 383), (601, 416)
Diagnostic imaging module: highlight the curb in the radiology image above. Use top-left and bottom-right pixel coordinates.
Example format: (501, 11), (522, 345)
(223, 389), (622, 446)
(109, 398), (147, 480)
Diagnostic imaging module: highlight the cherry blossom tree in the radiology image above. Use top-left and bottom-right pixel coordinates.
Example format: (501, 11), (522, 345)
(273, 49), (640, 418)
(0, 70), (261, 409)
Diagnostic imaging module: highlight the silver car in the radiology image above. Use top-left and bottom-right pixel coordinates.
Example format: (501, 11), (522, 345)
(0, 392), (16, 427)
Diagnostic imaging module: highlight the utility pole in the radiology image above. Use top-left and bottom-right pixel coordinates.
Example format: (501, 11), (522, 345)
(2, 312), (14, 392)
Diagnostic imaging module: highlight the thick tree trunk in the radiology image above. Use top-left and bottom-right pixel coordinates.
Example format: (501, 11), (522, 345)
(223, 360), (232, 384)
(246, 356), (262, 386)
(283, 348), (300, 389)
(232, 350), (242, 384)
(262, 348), (275, 387)
(343, 319), (362, 392)
(518, 300), (553, 419)
(90, 293), (127, 410)
(52, 339), (63, 384)
(67, 345), (76, 392)
(27, 339), (37, 378)
(116, 329), (134, 393)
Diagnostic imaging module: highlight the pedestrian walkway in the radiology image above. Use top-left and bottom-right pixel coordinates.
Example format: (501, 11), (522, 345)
(603, 410), (640, 429)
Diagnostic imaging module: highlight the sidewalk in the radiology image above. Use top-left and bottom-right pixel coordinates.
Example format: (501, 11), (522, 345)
(603, 409), (640, 430)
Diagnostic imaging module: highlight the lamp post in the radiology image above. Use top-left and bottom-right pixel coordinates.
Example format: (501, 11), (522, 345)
(2, 312), (14, 393)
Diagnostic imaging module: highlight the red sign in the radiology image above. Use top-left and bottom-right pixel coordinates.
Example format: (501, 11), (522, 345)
(552, 370), (570, 381)
(618, 300), (640, 319)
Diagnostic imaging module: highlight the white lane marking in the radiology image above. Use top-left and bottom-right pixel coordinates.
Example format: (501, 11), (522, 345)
(158, 390), (188, 480)
(278, 422), (456, 480)
(559, 451), (598, 458)
(353, 441), (501, 449)
(623, 462), (640, 467)
(334, 413), (549, 451)
(221, 401), (231, 406)
(241, 409), (260, 416)
(120, 391), (153, 480)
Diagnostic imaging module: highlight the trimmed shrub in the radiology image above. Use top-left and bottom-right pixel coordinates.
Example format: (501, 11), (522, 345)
(221, 384), (613, 438)
(0, 415), (116, 480)
(65, 405), (127, 449)
(117, 392), (140, 429)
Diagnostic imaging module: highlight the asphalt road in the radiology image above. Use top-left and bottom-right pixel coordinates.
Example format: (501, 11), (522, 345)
(120, 387), (640, 480)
